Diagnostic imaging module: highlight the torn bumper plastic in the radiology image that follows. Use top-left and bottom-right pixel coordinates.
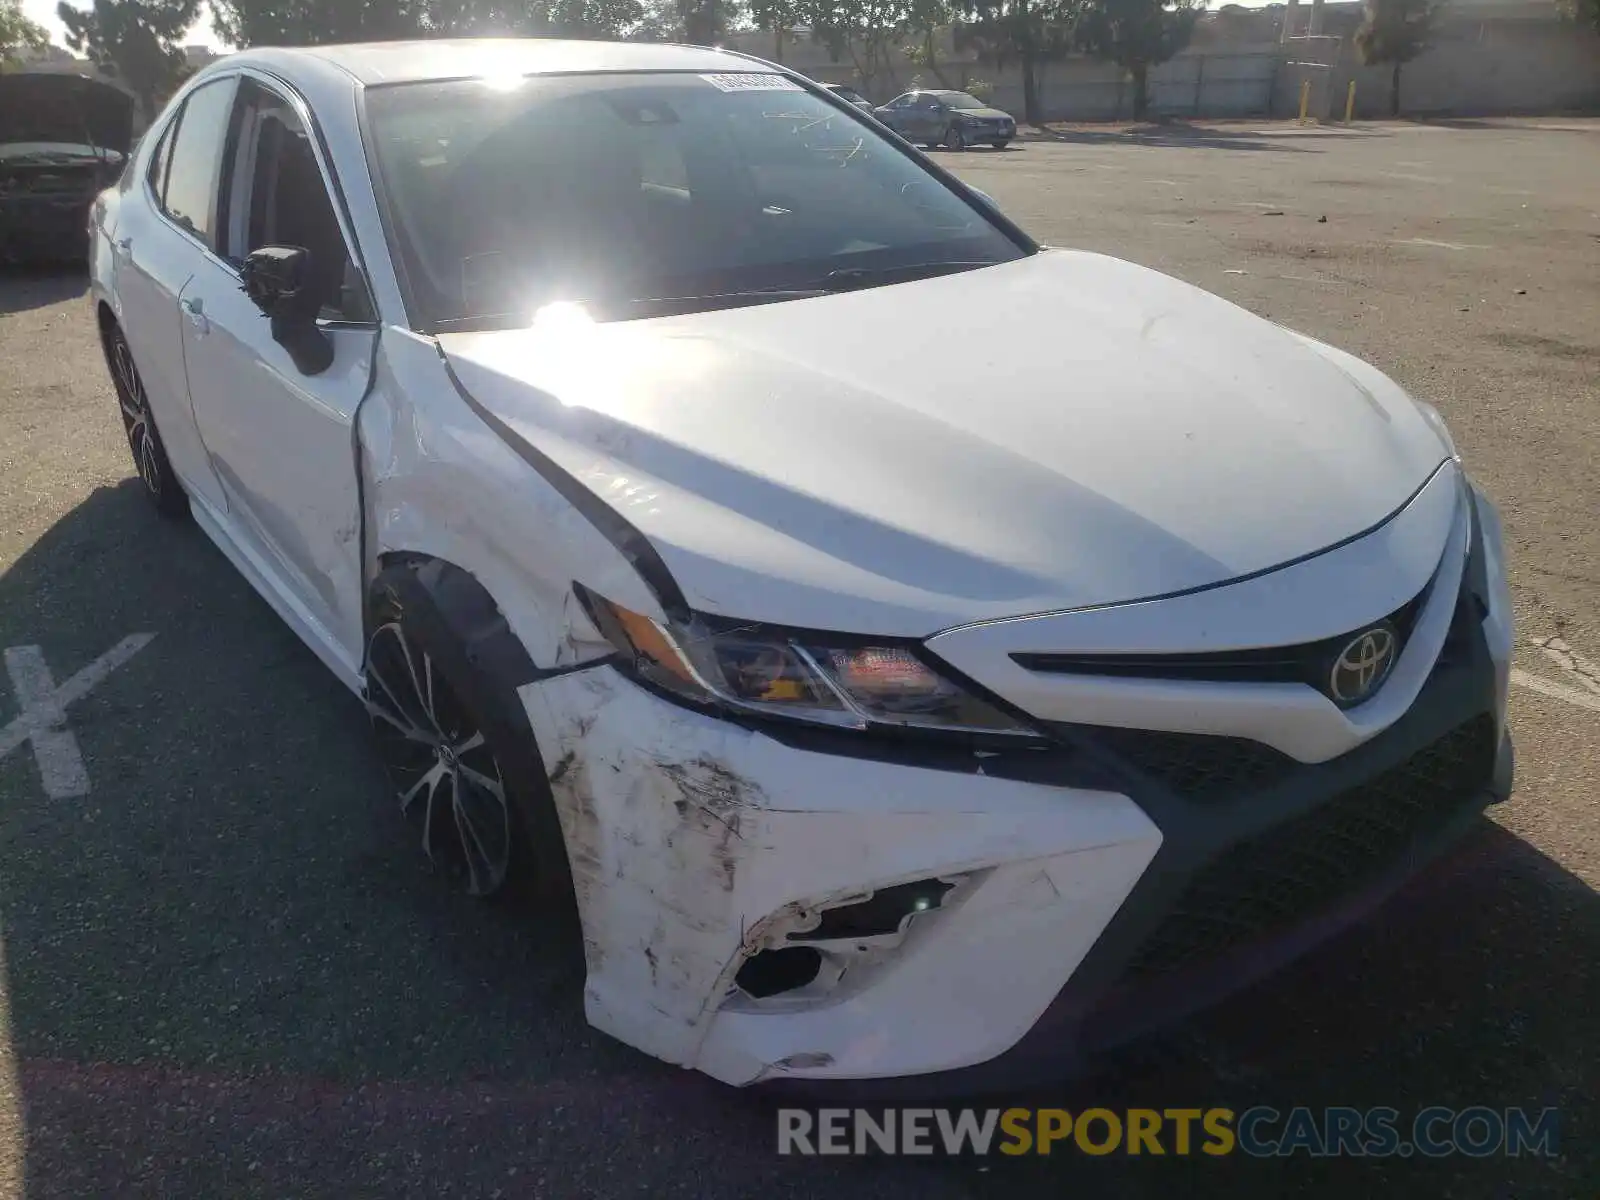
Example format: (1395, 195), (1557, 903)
(518, 668), (1162, 1084)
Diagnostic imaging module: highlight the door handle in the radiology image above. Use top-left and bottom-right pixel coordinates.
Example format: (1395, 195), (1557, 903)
(180, 296), (209, 335)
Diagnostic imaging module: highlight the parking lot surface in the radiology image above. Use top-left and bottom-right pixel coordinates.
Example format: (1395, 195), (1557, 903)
(0, 118), (1596, 1198)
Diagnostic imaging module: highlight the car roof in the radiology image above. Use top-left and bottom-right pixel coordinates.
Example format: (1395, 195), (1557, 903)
(248, 38), (768, 87)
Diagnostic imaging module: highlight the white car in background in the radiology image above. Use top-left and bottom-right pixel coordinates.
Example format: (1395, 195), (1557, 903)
(87, 39), (1514, 1089)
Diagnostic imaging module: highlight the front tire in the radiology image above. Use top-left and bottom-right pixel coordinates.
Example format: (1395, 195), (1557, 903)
(105, 323), (188, 518)
(990, 139), (1011, 150)
(364, 563), (572, 903)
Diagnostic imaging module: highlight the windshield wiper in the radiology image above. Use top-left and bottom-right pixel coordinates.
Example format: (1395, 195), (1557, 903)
(812, 259), (1000, 291)
(610, 288), (830, 318)
(618, 261), (1001, 315)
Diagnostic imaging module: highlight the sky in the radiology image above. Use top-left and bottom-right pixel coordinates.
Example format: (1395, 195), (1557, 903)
(26, 0), (231, 49)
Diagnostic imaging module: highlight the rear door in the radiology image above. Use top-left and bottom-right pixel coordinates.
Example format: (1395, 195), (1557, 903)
(109, 76), (238, 515)
(176, 74), (378, 678)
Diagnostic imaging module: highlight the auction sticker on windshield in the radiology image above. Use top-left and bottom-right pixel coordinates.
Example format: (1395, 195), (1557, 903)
(700, 73), (803, 92)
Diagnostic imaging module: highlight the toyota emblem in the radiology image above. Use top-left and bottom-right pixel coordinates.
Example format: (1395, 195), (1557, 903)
(1329, 625), (1399, 706)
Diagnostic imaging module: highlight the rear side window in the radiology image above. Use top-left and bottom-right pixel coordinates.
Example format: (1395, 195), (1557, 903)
(161, 77), (238, 251)
(142, 124), (173, 196)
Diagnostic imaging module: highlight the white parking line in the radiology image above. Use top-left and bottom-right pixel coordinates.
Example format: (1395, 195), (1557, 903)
(1532, 637), (1600, 696)
(1395, 238), (1491, 251)
(0, 635), (155, 798)
(1511, 669), (1600, 715)
(1510, 635), (1600, 716)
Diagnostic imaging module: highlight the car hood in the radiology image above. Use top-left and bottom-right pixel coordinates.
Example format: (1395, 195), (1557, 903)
(438, 250), (1449, 636)
(0, 73), (134, 156)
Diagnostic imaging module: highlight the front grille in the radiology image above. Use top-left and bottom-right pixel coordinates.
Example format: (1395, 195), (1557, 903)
(1120, 714), (1497, 980)
(1088, 726), (1294, 800)
(1011, 586), (1432, 707)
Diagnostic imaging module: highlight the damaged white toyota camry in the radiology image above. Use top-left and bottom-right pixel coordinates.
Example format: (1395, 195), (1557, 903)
(88, 38), (1514, 1088)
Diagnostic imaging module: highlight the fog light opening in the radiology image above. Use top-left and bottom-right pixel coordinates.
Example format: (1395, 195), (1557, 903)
(734, 946), (822, 998)
(787, 877), (958, 943)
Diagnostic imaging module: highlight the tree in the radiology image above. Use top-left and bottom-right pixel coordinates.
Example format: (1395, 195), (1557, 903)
(1354, 0), (1436, 117)
(212, 0), (642, 45)
(1075, 0), (1200, 122)
(804, 0), (913, 99)
(56, 0), (200, 116)
(748, 0), (802, 60)
(953, 0), (1078, 125)
(1, 0), (51, 67)
(676, 0), (736, 44)
(210, 0), (431, 46)
(547, 0), (644, 35)
(628, 0), (683, 37)
(901, 0), (953, 87)
(1556, 0), (1600, 32)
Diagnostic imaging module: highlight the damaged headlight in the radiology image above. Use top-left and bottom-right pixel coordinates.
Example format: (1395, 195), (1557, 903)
(578, 587), (1038, 738)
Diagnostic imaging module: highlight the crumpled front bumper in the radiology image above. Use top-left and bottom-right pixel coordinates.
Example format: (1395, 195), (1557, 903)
(517, 485), (1513, 1087)
(519, 667), (1163, 1084)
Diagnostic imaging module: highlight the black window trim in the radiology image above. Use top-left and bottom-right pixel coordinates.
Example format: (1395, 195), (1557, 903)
(142, 114), (177, 203)
(225, 66), (380, 329)
(142, 66), (379, 331)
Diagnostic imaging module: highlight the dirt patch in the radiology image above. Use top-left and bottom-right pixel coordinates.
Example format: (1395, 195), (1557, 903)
(1486, 331), (1596, 362)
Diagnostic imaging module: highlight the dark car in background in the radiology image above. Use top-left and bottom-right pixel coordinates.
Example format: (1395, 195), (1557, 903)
(874, 89), (1015, 150)
(821, 82), (874, 113)
(0, 73), (134, 264)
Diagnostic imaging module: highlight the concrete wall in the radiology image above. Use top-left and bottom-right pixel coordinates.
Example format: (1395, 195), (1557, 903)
(727, 31), (1281, 121)
(1336, 20), (1600, 117)
(730, 9), (1600, 122)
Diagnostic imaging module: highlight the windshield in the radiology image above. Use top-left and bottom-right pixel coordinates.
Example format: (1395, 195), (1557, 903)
(941, 93), (987, 110)
(363, 72), (1026, 330)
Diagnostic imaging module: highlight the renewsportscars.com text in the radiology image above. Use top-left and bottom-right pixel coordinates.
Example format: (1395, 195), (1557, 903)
(776, 1106), (1560, 1158)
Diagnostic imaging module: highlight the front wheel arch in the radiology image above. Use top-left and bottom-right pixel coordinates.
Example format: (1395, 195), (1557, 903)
(365, 555), (576, 905)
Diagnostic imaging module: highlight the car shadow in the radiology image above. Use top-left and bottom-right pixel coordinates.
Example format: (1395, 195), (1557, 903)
(0, 266), (88, 316)
(0, 482), (1591, 1197)
(943, 823), (1597, 1192)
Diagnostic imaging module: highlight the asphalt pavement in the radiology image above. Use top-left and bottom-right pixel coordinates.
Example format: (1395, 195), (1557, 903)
(0, 118), (1596, 1198)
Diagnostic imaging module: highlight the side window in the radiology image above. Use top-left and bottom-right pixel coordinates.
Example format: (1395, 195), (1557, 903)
(224, 80), (372, 322)
(143, 121), (174, 198)
(161, 77), (239, 250)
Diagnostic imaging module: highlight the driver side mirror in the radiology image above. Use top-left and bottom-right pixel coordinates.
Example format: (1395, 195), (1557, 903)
(240, 245), (334, 376)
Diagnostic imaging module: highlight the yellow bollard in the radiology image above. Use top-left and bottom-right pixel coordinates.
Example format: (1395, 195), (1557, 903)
(1298, 79), (1311, 125)
(1345, 79), (1356, 123)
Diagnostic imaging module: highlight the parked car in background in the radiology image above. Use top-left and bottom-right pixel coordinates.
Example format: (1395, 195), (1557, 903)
(821, 82), (874, 112)
(0, 73), (133, 263)
(874, 89), (1016, 150)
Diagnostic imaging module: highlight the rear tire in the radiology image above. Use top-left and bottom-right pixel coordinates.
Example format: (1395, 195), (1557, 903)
(105, 323), (188, 519)
(364, 562), (575, 905)
(944, 125), (967, 151)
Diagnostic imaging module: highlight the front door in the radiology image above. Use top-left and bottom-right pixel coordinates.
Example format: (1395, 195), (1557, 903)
(177, 76), (378, 677)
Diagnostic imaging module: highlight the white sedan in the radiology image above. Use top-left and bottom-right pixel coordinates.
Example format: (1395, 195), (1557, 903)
(88, 39), (1515, 1088)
